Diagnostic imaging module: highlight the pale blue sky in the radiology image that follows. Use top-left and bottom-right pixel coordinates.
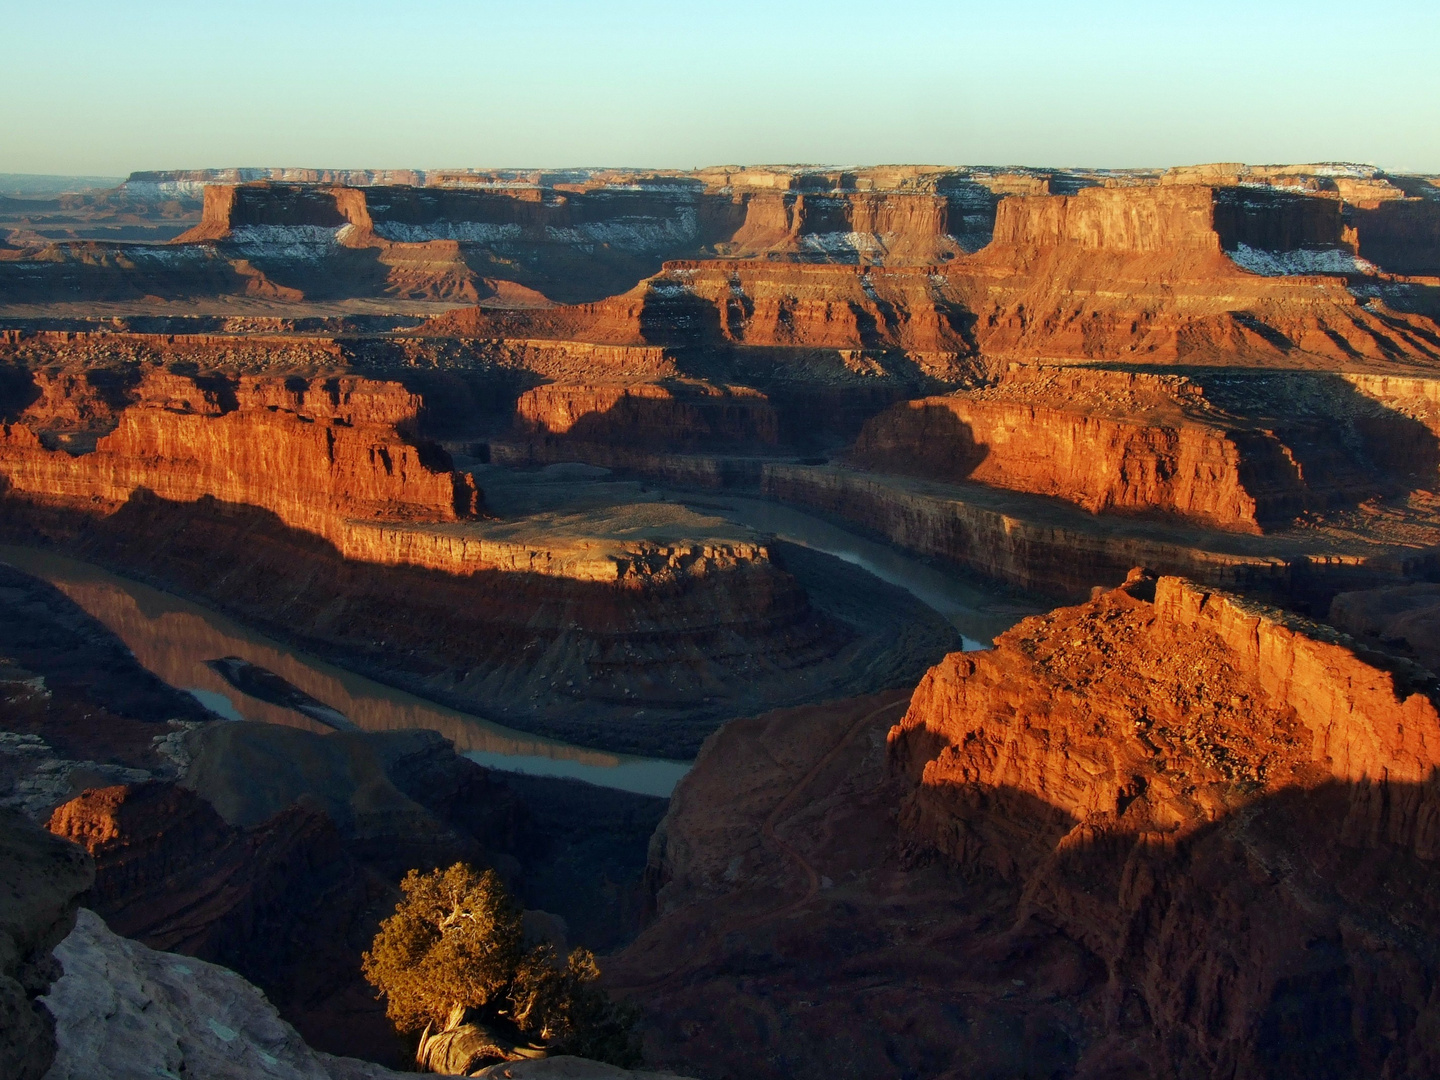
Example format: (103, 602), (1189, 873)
(3, 0), (1438, 176)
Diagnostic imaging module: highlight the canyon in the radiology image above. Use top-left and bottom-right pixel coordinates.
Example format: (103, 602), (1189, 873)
(611, 573), (1440, 1079)
(5, 159), (1440, 1079)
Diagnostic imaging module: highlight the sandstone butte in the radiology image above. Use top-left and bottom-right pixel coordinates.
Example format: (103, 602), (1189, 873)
(847, 364), (1440, 534)
(416, 182), (1440, 547)
(888, 570), (1440, 1077)
(0, 368), (771, 586)
(425, 183), (1440, 369)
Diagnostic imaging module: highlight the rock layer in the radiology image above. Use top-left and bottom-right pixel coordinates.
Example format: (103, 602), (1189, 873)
(42, 908), (411, 1080)
(849, 365), (1440, 533)
(888, 571), (1440, 1078)
(0, 368), (482, 546)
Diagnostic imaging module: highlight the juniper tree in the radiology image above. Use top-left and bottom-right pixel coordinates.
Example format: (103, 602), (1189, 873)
(361, 862), (639, 1065)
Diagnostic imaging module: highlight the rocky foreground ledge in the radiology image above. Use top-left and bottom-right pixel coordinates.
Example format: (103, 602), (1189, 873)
(2, 804), (688, 1080)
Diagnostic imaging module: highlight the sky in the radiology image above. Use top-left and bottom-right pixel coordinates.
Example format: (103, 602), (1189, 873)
(3, 0), (1438, 177)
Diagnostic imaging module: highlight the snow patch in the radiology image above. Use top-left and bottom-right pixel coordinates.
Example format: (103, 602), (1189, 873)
(119, 180), (209, 201)
(225, 225), (342, 261)
(647, 282), (694, 298)
(124, 245), (222, 267)
(543, 209), (698, 253)
(1227, 244), (1377, 277)
(798, 231), (887, 257)
(372, 221), (522, 244)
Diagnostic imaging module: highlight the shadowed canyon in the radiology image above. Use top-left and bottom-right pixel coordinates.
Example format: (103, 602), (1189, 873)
(6, 160), (1440, 1080)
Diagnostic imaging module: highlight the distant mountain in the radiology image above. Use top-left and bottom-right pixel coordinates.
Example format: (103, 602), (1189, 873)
(0, 174), (125, 196)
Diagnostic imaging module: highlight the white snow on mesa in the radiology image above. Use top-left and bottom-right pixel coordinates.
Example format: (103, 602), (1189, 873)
(372, 221), (523, 243)
(1227, 244), (1378, 277)
(798, 231), (887, 257)
(224, 225), (342, 260)
(647, 282), (694, 298)
(123, 245), (220, 266)
(119, 180), (210, 201)
(543, 211), (698, 253)
(368, 210), (698, 252)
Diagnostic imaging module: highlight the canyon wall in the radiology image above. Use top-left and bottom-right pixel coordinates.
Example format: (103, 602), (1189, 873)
(423, 184), (1440, 370)
(851, 383), (1266, 532)
(512, 381), (779, 454)
(0, 369), (482, 549)
(759, 462), (1429, 606)
(10, 174), (1440, 371)
(986, 184), (1224, 255)
(848, 366), (1440, 533)
(888, 572), (1440, 1077)
(952, 185), (1440, 365)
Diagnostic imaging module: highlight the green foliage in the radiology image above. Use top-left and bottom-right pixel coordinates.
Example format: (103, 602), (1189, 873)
(361, 864), (523, 1034)
(511, 944), (642, 1066)
(361, 862), (640, 1067)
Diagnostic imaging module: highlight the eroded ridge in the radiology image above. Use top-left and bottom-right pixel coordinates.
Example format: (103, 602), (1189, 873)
(888, 570), (1440, 1077)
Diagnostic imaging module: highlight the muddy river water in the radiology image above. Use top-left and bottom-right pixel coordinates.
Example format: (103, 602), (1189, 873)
(0, 544), (691, 796)
(0, 500), (1029, 797)
(682, 493), (1037, 648)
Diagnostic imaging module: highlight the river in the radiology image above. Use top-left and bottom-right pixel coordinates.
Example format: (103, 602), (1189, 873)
(0, 544), (691, 797)
(0, 500), (1030, 799)
(677, 493), (1038, 648)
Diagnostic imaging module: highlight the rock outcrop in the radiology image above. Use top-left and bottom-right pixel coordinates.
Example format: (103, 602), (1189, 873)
(45, 780), (405, 1064)
(609, 691), (1125, 1080)
(612, 574), (1440, 1079)
(510, 380), (780, 463)
(758, 461), (1436, 608)
(42, 908), (412, 1080)
(888, 571), (1440, 1078)
(849, 365), (1440, 532)
(42, 722), (532, 1065)
(42, 906), (677, 1079)
(0, 810), (93, 1080)
(0, 368), (483, 547)
(419, 181), (1440, 371)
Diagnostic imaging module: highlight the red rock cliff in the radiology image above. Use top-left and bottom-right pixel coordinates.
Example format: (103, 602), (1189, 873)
(513, 381), (779, 451)
(851, 370), (1269, 531)
(888, 571), (1440, 1077)
(0, 370), (482, 545)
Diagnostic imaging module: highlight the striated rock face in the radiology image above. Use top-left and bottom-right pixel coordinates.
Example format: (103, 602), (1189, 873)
(1348, 196), (1440, 276)
(42, 908), (411, 1080)
(609, 691), (1129, 1080)
(6, 166), (1439, 340)
(0, 369), (482, 544)
(889, 571), (1440, 1078)
(513, 381), (779, 453)
(0, 809), (93, 1080)
(958, 186), (1440, 365)
(849, 365), (1440, 533)
(987, 184), (1225, 254)
(758, 461), (1436, 609)
(439, 261), (979, 374)
(852, 370), (1267, 531)
(426, 187), (1440, 370)
(721, 189), (969, 262)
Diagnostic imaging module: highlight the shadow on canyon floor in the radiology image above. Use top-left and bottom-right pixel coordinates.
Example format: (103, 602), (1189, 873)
(0, 486), (957, 757)
(610, 695), (1440, 1080)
